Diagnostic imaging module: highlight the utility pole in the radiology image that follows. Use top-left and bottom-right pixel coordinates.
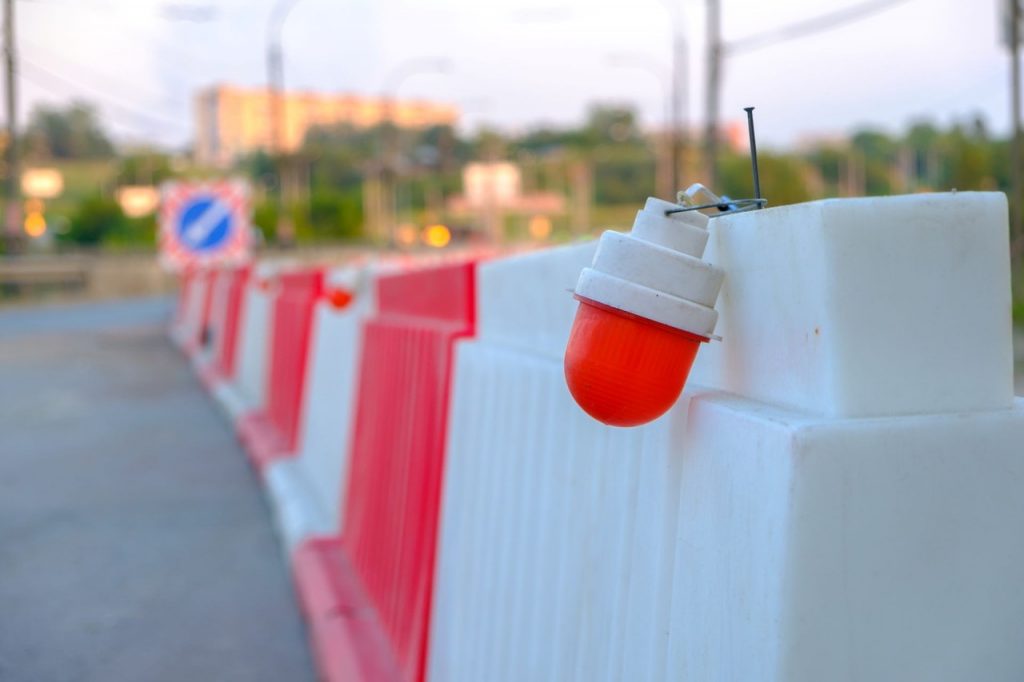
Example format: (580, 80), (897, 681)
(706, 0), (910, 195)
(3, 0), (18, 254)
(670, 30), (685, 194)
(267, 43), (284, 157)
(704, 0), (721, 189)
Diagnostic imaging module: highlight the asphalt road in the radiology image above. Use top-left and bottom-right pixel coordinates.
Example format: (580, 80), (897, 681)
(0, 298), (314, 682)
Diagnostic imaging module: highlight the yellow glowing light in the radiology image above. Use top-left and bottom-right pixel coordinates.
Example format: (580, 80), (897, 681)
(528, 214), (552, 240)
(116, 186), (159, 218)
(24, 211), (46, 238)
(396, 223), (419, 247)
(423, 223), (451, 248)
(21, 168), (63, 199)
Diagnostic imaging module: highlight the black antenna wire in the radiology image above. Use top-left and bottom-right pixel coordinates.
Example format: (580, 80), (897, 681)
(744, 107), (762, 206)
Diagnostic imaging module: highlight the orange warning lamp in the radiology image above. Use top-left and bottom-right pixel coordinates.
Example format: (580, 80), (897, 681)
(564, 196), (724, 427)
(324, 286), (354, 310)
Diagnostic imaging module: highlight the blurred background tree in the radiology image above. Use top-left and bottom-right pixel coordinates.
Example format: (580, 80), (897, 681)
(22, 102), (114, 161)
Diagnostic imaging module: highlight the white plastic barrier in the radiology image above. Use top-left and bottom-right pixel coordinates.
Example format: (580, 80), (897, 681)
(212, 261), (279, 421)
(264, 265), (377, 554)
(191, 265), (231, 374)
(171, 268), (210, 351)
(429, 193), (1024, 681)
(691, 193), (1015, 416)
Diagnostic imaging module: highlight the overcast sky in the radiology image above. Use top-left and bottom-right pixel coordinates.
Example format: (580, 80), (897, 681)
(18, 0), (1016, 150)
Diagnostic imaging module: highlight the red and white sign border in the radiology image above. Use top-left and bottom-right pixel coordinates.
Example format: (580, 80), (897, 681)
(159, 179), (251, 271)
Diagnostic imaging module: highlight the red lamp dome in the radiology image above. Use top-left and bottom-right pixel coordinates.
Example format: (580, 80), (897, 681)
(564, 194), (724, 427)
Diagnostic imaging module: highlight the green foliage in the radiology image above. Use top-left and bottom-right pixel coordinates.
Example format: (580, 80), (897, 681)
(593, 155), (656, 205)
(719, 152), (814, 207)
(513, 105), (646, 154)
(116, 152), (175, 186)
(63, 194), (126, 246)
(308, 189), (363, 240)
(23, 102), (114, 160)
(58, 193), (153, 248)
(252, 201), (279, 242)
(252, 189), (364, 244)
(102, 215), (157, 249)
(58, 191), (148, 246)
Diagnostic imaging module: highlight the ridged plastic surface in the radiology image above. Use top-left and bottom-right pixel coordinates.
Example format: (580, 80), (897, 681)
(265, 268), (324, 452)
(430, 340), (687, 681)
(296, 261), (476, 682)
(239, 267), (323, 470)
(564, 298), (702, 427)
(215, 265), (251, 380)
(265, 266), (373, 552)
(225, 278), (275, 419)
(198, 265), (250, 388)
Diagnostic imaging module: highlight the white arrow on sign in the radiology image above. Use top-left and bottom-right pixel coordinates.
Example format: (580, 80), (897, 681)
(183, 198), (233, 247)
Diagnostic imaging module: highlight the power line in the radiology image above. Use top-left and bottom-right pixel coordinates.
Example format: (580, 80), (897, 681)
(20, 0), (254, 70)
(19, 56), (188, 131)
(19, 68), (167, 138)
(726, 0), (913, 55)
(18, 37), (176, 107)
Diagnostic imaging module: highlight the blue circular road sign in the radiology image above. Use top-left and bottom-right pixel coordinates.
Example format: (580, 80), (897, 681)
(176, 195), (234, 252)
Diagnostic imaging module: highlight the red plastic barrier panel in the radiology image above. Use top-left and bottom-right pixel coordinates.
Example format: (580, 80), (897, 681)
(217, 264), (251, 380)
(238, 267), (324, 471)
(294, 260), (477, 682)
(199, 264), (251, 389)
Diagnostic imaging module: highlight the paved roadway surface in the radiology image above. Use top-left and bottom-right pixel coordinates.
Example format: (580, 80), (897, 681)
(0, 297), (314, 682)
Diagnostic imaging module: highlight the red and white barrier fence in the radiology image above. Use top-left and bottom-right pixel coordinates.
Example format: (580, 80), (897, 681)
(170, 265), (213, 354)
(211, 262), (282, 420)
(197, 263), (251, 390)
(237, 266), (324, 471)
(171, 192), (1024, 682)
(265, 265), (379, 552)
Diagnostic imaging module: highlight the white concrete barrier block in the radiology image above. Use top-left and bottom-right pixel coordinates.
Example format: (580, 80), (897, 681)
(670, 392), (1024, 682)
(430, 341), (688, 682)
(214, 262), (278, 419)
(693, 192), (1014, 417)
(431, 340), (1024, 681)
(172, 270), (208, 350)
(431, 222), (1024, 682)
(477, 242), (597, 359)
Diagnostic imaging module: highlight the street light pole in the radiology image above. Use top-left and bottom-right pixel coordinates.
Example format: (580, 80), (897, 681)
(704, 0), (722, 188)
(670, 28), (687, 194)
(266, 0), (302, 245)
(376, 57), (451, 245)
(267, 0), (302, 156)
(658, 0), (689, 196)
(706, 0), (911, 195)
